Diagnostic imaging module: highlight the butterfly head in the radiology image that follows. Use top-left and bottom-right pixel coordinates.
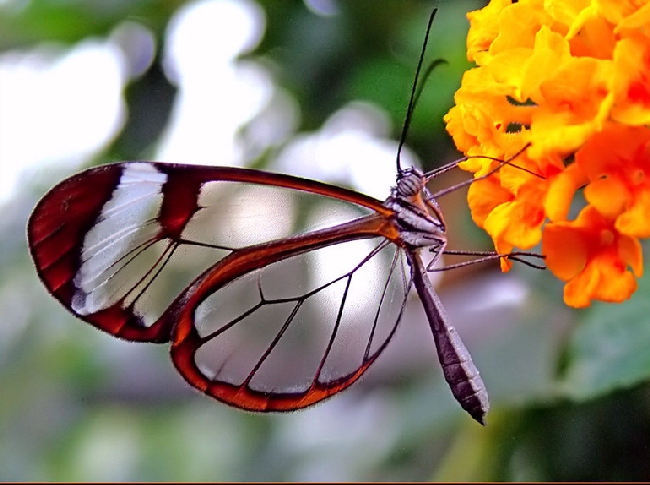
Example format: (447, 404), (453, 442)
(395, 167), (426, 197)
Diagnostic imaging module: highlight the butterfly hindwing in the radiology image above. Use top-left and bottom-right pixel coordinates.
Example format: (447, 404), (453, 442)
(169, 235), (412, 411)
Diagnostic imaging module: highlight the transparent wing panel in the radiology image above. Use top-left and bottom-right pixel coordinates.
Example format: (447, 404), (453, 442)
(192, 238), (412, 395)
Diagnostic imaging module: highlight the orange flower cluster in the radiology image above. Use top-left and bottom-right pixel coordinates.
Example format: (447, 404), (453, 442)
(444, 0), (650, 308)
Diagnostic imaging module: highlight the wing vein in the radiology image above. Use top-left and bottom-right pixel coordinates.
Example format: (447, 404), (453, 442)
(364, 242), (399, 360)
(243, 299), (306, 387)
(314, 273), (353, 383)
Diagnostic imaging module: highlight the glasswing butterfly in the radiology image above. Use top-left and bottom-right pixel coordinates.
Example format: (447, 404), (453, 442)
(26, 9), (532, 425)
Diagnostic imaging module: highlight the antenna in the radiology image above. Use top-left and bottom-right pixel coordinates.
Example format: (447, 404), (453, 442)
(396, 7), (438, 175)
(428, 143), (536, 199)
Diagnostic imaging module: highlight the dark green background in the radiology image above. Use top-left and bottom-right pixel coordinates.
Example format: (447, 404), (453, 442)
(2, 0), (649, 480)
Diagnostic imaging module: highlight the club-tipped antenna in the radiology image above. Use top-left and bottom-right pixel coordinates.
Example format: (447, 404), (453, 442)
(396, 7), (438, 175)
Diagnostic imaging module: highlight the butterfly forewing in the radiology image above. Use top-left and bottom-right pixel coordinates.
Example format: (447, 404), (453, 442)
(27, 162), (387, 342)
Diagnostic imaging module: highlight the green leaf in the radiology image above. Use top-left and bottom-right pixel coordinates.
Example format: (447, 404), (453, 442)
(557, 270), (650, 400)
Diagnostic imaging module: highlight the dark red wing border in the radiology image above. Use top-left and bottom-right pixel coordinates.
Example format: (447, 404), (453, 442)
(28, 164), (122, 306)
(28, 164), (166, 340)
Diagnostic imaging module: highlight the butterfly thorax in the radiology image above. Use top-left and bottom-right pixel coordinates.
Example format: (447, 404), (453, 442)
(384, 168), (447, 252)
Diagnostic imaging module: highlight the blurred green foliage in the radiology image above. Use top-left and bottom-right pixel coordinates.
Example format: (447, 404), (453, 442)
(1, 0), (649, 481)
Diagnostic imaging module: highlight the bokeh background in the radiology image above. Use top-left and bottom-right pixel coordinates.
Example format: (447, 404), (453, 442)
(1, 0), (650, 480)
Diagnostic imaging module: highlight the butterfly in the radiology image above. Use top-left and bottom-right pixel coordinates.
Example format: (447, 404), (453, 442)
(26, 9), (526, 426)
